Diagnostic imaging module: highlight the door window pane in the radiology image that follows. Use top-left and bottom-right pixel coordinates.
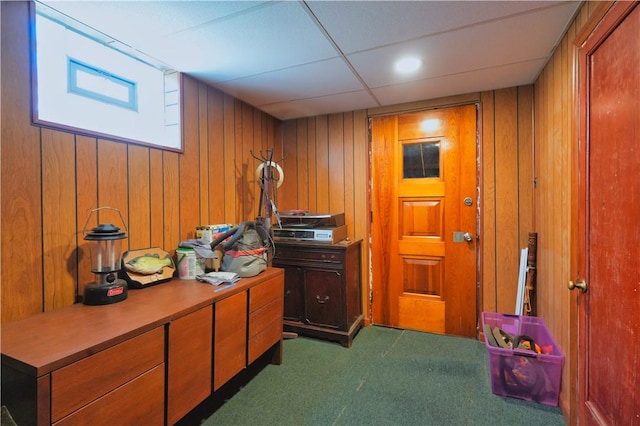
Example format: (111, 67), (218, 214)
(403, 142), (440, 178)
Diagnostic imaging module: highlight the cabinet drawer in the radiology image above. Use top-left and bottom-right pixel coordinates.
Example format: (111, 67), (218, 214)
(51, 327), (164, 422)
(249, 275), (283, 313)
(249, 297), (283, 339)
(274, 248), (344, 264)
(53, 364), (164, 426)
(248, 319), (282, 364)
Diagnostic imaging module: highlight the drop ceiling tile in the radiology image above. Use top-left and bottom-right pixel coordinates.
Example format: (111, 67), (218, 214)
(40, 1), (267, 45)
(371, 58), (548, 106)
(261, 91), (379, 120)
(143, 1), (339, 81)
(211, 58), (366, 107)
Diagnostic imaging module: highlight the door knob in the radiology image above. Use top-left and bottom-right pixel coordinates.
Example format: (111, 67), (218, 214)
(463, 232), (473, 242)
(568, 279), (588, 293)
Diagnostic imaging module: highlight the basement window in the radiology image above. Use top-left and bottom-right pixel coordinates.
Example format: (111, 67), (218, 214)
(31, 2), (183, 151)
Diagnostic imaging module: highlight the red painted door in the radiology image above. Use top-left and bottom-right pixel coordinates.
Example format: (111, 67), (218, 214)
(576, 2), (639, 424)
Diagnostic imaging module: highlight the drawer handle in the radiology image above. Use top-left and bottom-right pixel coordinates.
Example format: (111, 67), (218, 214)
(315, 295), (330, 304)
(285, 290), (291, 297)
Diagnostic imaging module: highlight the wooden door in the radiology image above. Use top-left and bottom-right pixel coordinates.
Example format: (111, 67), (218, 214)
(371, 105), (477, 337)
(576, 2), (639, 424)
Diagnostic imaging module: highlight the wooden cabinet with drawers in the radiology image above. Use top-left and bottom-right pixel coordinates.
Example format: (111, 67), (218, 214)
(272, 240), (363, 347)
(1, 267), (284, 426)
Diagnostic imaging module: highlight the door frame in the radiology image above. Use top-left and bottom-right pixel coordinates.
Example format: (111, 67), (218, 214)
(367, 102), (482, 337)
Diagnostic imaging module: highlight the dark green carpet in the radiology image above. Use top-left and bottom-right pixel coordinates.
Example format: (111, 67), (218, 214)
(180, 326), (566, 426)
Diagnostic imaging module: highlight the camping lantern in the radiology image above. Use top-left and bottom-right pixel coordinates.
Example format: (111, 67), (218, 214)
(82, 207), (128, 305)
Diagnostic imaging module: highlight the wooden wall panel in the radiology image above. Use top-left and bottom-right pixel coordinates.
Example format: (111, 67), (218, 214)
(42, 129), (77, 310)
(494, 88), (521, 314)
(198, 82), (210, 224)
(342, 113), (355, 244)
(222, 95), (237, 222)
(128, 145), (151, 249)
(517, 86), (534, 251)
(162, 152), (180, 255)
(352, 110), (368, 242)
(307, 118), (318, 214)
(207, 88), (225, 224)
(480, 91), (497, 313)
(328, 114), (345, 214)
(76, 135), (98, 298)
(149, 150), (164, 248)
(278, 120), (297, 211)
(315, 116), (330, 213)
(296, 118), (308, 210)
(241, 103), (255, 220)
(179, 77), (201, 239)
(1, 1), (44, 321)
(233, 100), (243, 222)
(97, 139), (129, 250)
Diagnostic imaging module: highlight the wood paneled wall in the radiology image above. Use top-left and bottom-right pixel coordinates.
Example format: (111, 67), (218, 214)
(533, 1), (601, 419)
(1, 2), (279, 321)
(480, 87), (535, 315)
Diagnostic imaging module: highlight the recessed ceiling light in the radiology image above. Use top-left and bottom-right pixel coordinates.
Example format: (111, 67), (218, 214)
(394, 57), (422, 74)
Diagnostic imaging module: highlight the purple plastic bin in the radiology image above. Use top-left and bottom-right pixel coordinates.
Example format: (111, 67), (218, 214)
(481, 312), (564, 406)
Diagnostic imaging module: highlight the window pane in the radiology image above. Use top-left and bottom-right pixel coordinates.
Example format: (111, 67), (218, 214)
(403, 142), (440, 178)
(69, 59), (137, 110)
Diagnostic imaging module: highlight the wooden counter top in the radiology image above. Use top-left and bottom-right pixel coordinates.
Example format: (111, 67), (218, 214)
(1, 267), (283, 377)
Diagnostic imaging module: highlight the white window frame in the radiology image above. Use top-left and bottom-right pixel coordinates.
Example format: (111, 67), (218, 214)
(67, 58), (139, 111)
(30, 2), (183, 152)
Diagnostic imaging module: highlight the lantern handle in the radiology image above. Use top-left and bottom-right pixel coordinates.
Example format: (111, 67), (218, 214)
(81, 206), (128, 237)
